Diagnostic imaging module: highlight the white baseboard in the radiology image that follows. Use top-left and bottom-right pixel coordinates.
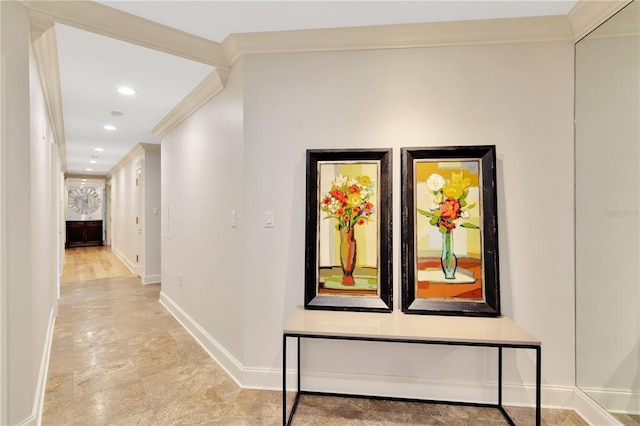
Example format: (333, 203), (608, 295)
(572, 388), (624, 425)
(111, 245), (136, 274)
(578, 387), (639, 416)
(159, 291), (244, 387)
(142, 274), (161, 285)
(17, 307), (56, 426)
(157, 291), (582, 413)
(275, 369), (576, 408)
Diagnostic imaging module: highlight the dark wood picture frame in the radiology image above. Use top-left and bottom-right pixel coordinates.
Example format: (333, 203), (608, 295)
(305, 149), (392, 312)
(401, 146), (500, 316)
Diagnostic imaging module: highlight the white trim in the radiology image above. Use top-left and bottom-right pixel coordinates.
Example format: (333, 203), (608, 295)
(222, 15), (573, 64)
(141, 274), (161, 285)
(105, 143), (158, 180)
(111, 244), (136, 275)
(21, 0), (228, 68)
(579, 387), (640, 416)
(159, 291), (244, 387)
(34, 308), (55, 426)
(105, 144), (143, 179)
(31, 25), (67, 172)
(572, 388), (624, 425)
(568, 0), (632, 41)
(158, 291), (580, 413)
(16, 412), (35, 425)
(277, 369), (576, 408)
(14, 308), (56, 426)
(152, 69), (227, 138)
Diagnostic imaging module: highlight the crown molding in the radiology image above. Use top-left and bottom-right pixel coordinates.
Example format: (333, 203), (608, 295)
(20, 0), (229, 69)
(29, 14), (54, 42)
(152, 68), (228, 138)
(584, 0), (639, 39)
(32, 26), (67, 172)
(106, 143), (144, 179)
(222, 15), (573, 64)
(139, 143), (161, 153)
(105, 143), (160, 179)
(569, 0), (632, 42)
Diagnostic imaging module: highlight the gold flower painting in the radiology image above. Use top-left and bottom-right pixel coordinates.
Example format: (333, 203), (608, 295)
(414, 160), (483, 301)
(317, 162), (379, 297)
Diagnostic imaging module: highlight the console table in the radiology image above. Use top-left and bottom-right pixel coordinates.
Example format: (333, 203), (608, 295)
(283, 307), (541, 425)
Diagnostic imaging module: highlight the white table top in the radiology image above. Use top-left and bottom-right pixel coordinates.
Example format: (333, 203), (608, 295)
(284, 307), (540, 346)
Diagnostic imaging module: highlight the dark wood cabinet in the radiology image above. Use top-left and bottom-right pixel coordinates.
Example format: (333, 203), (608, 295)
(66, 220), (103, 248)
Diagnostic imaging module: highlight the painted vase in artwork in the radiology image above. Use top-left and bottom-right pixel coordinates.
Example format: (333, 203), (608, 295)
(441, 230), (457, 279)
(339, 227), (357, 285)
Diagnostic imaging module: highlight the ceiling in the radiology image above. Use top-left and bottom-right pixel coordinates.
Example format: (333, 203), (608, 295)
(56, 1), (578, 176)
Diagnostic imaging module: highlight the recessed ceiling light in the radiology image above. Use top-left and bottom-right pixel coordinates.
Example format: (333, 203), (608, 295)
(85, 168), (93, 171)
(81, 179), (87, 182)
(94, 148), (104, 152)
(89, 160), (97, 164)
(117, 86), (136, 95)
(103, 124), (117, 131)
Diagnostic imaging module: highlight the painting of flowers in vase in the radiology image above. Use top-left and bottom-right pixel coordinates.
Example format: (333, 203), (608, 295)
(415, 162), (482, 298)
(305, 149), (392, 312)
(401, 146), (500, 317)
(319, 166), (378, 291)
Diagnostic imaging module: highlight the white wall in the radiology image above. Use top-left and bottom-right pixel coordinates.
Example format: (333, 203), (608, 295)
(576, 30), (640, 412)
(29, 39), (58, 425)
(0, 2), (60, 423)
(110, 152), (139, 272)
(109, 144), (161, 283)
(1, 2), (34, 423)
(143, 147), (161, 283)
(161, 61), (245, 366)
(162, 40), (575, 402)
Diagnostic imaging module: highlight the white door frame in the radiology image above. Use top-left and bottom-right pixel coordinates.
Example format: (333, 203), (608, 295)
(135, 161), (143, 278)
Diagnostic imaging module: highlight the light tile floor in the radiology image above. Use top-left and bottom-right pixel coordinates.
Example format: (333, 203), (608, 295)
(43, 268), (589, 425)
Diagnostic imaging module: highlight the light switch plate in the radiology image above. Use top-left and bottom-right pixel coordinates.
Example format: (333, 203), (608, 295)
(264, 211), (274, 228)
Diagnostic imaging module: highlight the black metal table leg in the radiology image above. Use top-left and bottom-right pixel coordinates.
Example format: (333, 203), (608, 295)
(498, 346), (503, 407)
(536, 346), (541, 426)
(282, 335), (287, 425)
(284, 336), (302, 426)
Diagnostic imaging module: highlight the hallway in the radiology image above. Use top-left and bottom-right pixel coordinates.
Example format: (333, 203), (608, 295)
(42, 247), (587, 425)
(43, 247), (282, 424)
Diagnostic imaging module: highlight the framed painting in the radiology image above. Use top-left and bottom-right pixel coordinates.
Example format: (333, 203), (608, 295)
(305, 149), (392, 312)
(401, 146), (500, 316)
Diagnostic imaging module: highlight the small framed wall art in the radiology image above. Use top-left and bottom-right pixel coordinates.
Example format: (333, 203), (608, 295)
(401, 145), (500, 316)
(305, 149), (392, 312)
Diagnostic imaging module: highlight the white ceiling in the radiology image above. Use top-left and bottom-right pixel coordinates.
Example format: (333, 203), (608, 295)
(57, 1), (578, 176)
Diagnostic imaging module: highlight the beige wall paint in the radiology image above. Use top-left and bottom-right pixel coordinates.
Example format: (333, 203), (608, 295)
(162, 39), (575, 401)
(161, 57), (245, 365)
